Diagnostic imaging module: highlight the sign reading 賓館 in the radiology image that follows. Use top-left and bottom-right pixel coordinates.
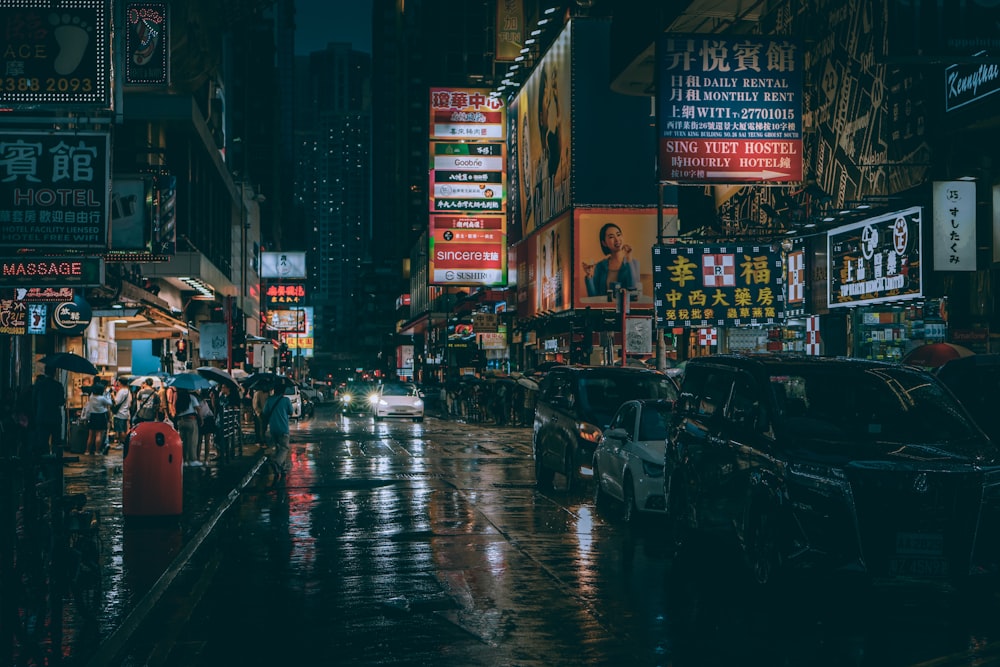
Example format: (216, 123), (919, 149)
(827, 207), (923, 308)
(0, 131), (110, 250)
(657, 35), (803, 184)
(652, 244), (784, 328)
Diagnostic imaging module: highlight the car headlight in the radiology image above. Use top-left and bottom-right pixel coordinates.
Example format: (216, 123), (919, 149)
(340, 394), (352, 404)
(368, 394), (381, 405)
(577, 421), (603, 444)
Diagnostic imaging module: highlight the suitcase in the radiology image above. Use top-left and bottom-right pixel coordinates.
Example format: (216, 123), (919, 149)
(68, 422), (88, 454)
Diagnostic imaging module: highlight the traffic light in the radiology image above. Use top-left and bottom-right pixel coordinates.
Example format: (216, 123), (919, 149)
(279, 342), (291, 366)
(175, 339), (187, 362)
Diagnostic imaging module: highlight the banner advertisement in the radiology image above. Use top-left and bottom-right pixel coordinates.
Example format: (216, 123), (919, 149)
(535, 212), (572, 313)
(428, 88), (505, 140)
(282, 306), (314, 358)
(260, 251), (306, 279)
(495, 0), (524, 62)
(575, 208), (676, 310)
(784, 236), (809, 318)
(124, 1), (169, 86)
(652, 243), (784, 327)
(265, 308), (307, 332)
(0, 0), (111, 107)
(657, 35), (803, 184)
(932, 181), (975, 271)
(827, 207), (923, 308)
(0, 130), (110, 249)
(265, 283), (307, 308)
(430, 142), (505, 213)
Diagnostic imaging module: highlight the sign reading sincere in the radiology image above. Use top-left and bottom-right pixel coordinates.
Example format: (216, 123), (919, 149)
(0, 0), (110, 106)
(652, 244), (784, 327)
(827, 207), (923, 308)
(0, 130), (110, 249)
(657, 35), (803, 184)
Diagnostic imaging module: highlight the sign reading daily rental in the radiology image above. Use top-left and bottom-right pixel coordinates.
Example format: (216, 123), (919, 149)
(657, 35), (803, 184)
(428, 88), (507, 287)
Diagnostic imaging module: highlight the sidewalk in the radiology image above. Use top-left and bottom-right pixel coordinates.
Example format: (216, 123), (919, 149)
(59, 428), (269, 666)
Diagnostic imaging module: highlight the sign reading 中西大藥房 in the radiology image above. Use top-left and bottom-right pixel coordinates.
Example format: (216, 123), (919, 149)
(0, 131), (110, 250)
(657, 34), (803, 184)
(652, 244), (784, 327)
(0, 0), (111, 107)
(827, 207), (923, 308)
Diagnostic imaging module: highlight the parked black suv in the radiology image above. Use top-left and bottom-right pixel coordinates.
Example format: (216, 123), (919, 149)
(666, 354), (1000, 590)
(533, 365), (678, 491)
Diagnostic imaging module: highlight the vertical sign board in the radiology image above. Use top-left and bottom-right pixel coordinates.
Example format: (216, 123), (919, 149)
(652, 244), (784, 328)
(428, 88), (507, 288)
(657, 35), (803, 184)
(932, 181), (976, 271)
(124, 1), (169, 86)
(0, 131), (110, 250)
(0, 0), (111, 107)
(827, 207), (923, 308)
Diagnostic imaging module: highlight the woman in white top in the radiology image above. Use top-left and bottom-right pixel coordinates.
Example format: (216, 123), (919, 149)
(81, 384), (113, 455)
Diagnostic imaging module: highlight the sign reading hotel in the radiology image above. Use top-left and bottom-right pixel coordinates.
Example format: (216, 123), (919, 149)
(652, 244), (784, 327)
(0, 0), (111, 107)
(0, 130), (110, 250)
(429, 87), (507, 287)
(827, 207), (923, 308)
(657, 35), (803, 184)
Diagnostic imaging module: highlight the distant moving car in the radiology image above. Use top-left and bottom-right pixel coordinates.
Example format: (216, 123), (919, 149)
(666, 354), (1000, 590)
(372, 382), (424, 422)
(339, 382), (378, 415)
(284, 383), (303, 419)
(593, 399), (674, 522)
(300, 383), (324, 404)
(533, 365), (678, 491)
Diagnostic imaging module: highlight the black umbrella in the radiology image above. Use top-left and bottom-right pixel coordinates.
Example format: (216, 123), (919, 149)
(196, 366), (241, 392)
(243, 372), (293, 391)
(39, 352), (98, 375)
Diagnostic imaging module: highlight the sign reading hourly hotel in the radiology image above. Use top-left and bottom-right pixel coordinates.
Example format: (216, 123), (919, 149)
(657, 35), (803, 184)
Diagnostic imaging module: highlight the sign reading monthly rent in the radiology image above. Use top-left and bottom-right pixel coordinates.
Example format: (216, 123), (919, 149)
(657, 35), (803, 184)
(652, 244), (784, 327)
(428, 88), (507, 287)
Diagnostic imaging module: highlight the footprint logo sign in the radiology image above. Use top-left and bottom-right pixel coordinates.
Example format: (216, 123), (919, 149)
(48, 13), (92, 76)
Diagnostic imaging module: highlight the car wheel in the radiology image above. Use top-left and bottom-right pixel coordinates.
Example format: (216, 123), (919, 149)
(622, 476), (637, 524)
(562, 446), (577, 493)
(592, 463), (607, 510)
(374, 415), (383, 422)
(535, 446), (554, 490)
(745, 509), (782, 587)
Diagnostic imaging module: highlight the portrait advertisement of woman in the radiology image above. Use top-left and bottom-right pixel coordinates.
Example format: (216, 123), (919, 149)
(535, 213), (572, 314)
(575, 209), (676, 309)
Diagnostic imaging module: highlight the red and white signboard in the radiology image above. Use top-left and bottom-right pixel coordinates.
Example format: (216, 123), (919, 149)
(698, 327), (718, 347)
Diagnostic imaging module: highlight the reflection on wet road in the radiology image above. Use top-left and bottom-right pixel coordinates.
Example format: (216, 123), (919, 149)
(124, 408), (1000, 666)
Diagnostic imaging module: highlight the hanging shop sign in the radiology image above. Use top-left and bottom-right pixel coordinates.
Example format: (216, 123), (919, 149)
(652, 243), (784, 328)
(657, 34), (803, 184)
(12, 286), (74, 302)
(429, 214), (506, 287)
(0, 0), (111, 107)
(827, 207), (923, 308)
(0, 130), (111, 250)
(0, 256), (104, 287)
(784, 236), (808, 318)
(51, 295), (92, 336)
(199, 322), (228, 361)
(625, 316), (653, 355)
(0, 299), (26, 334)
(26, 303), (47, 334)
(260, 251), (306, 279)
(932, 181), (976, 271)
(265, 283), (307, 308)
(124, 1), (169, 86)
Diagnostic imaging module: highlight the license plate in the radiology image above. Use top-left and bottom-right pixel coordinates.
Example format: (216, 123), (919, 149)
(895, 532), (944, 557)
(889, 557), (949, 577)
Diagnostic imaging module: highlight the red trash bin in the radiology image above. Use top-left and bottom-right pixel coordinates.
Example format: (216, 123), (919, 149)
(123, 421), (183, 517)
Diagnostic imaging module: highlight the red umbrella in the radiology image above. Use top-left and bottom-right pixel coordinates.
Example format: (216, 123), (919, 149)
(901, 342), (975, 369)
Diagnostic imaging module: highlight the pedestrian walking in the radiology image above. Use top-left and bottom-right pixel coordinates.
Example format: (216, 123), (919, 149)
(132, 378), (160, 425)
(33, 364), (65, 456)
(252, 386), (269, 445)
(171, 388), (202, 466)
(262, 383), (292, 480)
(81, 382), (112, 455)
(110, 378), (132, 446)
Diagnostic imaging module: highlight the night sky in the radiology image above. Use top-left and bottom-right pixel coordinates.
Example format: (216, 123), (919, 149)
(295, 0), (373, 54)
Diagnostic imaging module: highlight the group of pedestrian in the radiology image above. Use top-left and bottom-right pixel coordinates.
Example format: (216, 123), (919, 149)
(440, 378), (536, 426)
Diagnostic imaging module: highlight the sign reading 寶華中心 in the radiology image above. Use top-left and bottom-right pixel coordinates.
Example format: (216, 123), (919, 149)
(657, 35), (803, 184)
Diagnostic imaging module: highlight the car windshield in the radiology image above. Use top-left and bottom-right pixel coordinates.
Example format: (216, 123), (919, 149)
(284, 386), (297, 396)
(638, 402), (674, 440)
(770, 365), (981, 444)
(578, 375), (677, 426)
(381, 383), (417, 397)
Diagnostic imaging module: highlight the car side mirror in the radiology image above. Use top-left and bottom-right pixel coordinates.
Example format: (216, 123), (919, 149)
(604, 427), (628, 442)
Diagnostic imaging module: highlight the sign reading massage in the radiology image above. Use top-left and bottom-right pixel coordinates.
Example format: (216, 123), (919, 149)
(652, 243), (784, 327)
(0, 130), (110, 250)
(657, 34), (803, 184)
(827, 207), (923, 308)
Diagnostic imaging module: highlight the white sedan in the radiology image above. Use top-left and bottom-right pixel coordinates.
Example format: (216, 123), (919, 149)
(592, 399), (674, 522)
(371, 382), (424, 422)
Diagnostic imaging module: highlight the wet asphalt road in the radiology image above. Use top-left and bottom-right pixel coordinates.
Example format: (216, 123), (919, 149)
(116, 406), (1000, 667)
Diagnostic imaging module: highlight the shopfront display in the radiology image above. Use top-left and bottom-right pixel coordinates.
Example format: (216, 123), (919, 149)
(851, 302), (946, 361)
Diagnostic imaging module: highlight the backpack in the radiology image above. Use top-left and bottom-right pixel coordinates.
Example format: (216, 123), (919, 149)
(136, 391), (160, 421)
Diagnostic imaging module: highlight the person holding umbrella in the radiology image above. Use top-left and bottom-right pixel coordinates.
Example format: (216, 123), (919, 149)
(81, 381), (112, 455)
(262, 382), (292, 480)
(32, 364), (65, 456)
